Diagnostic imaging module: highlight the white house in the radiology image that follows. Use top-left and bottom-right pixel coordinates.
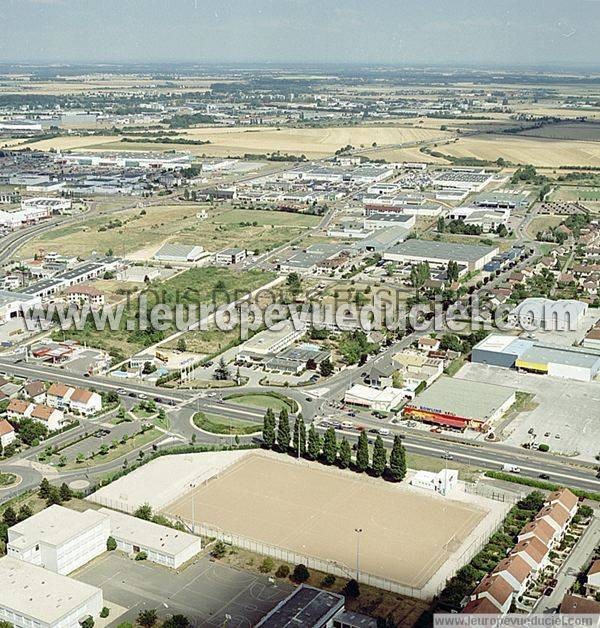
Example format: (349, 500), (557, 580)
(0, 419), (16, 449)
(69, 389), (102, 415)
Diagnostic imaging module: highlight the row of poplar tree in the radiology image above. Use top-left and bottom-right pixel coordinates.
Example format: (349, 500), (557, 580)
(262, 408), (407, 481)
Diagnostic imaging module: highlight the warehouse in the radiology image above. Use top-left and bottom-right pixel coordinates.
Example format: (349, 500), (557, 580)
(507, 298), (588, 331)
(403, 377), (516, 431)
(472, 334), (535, 368)
(344, 383), (406, 412)
(0, 290), (41, 323)
(432, 170), (495, 192)
(7, 505), (110, 575)
(236, 320), (306, 364)
(516, 344), (600, 383)
(0, 555), (103, 628)
(384, 239), (498, 271)
(153, 243), (205, 263)
(98, 508), (201, 569)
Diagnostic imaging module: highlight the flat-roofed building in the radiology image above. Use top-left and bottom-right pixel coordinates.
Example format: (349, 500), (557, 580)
(98, 508), (201, 569)
(7, 505), (110, 575)
(344, 384), (406, 413)
(403, 377), (516, 431)
(384, 239), (498, 271)
(236, 320), (306, 364)
(215, 247), (247, 265)
(0, 556), (103, 628)
(153, 243), (205, 263)
(515, 344), (600, 383)
(507, 298), (587, 331)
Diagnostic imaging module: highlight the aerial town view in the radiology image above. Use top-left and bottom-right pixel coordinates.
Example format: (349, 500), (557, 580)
(1, 1), (600, 627)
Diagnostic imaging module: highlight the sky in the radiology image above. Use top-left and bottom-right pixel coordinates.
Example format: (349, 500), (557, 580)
(1, 0), (600, 69)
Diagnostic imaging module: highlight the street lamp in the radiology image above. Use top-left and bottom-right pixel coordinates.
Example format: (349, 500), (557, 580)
(189, 482), (196, 532)
(354, 528), (363, 582)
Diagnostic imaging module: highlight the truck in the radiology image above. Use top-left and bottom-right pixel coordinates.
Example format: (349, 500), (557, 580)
(502, 463), (521, 474)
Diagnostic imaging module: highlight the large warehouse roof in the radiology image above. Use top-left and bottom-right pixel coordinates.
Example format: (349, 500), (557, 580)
(519, 344), (600, 369)
(409, 377), (516, 421)
(386, 239), (497, 262)
(0, 555), (101, 624)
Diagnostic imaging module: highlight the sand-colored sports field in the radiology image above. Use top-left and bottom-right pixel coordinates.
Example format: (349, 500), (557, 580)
(163, 453), (488, 591)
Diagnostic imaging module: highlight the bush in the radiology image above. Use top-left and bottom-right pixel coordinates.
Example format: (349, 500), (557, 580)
(578, 504), (594, 519)
(344, 578), (360, 598)
(81, 618), (94, 628)
(292, 563), (310, 583)
(275, 565), (290, 579)
(106, 536), (117, 551)
(321, 574), (336, 587)
(259, 557), (275, 573)
(134, 551), (148, 561)
(538, 443), (549, 452)
(100, 607), (110, 619)
(211, 540), (227, 559)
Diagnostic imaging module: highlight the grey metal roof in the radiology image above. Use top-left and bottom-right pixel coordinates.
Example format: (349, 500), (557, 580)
(519, 344), (600, 370)
(386, 239), (496, 262)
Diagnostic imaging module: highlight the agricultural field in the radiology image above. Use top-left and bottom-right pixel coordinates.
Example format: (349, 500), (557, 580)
(439, 134), (600, 167)
(551, 186), (600, 203)
(515, 122), (600, 142)
(19, 125), (452, 158)
(19, 205), (319, 259)
(524, 215), (565, 239)
(55, 266), (275, 359)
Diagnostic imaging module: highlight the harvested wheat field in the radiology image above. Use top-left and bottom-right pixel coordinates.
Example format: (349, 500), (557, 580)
(441, 134), (600, 167)
(164, 452), (499, 595)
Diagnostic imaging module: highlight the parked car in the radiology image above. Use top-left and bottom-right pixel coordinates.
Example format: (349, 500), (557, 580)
(441, 452), (453, 460)
(539, 473), (551, 480)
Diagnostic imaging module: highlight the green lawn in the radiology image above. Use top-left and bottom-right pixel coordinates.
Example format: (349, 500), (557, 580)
(0, 473), (18, 487)
(193, 412), (261, 435)
(55, 266), (275, 360)
(225, 392), (298, 413)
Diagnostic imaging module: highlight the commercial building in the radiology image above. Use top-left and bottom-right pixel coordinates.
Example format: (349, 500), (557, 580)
(0, 290), (41, 323)
(516, 344), (600, 383)
(0, 556), (103, 628)
(507, 298), (587, 331)
(215, 247), (247, 265)
(472, 190), (531, 210)
(432, 169), (495, 192)
(55, 151), (193, 171)
(403, 377), (516, 431)
(344, 384), (406, 413)
(363, 212), (416, 231)
(153, 243), (205, 263)
(98, 508), (201, 569)
(384, 239), (498, 272)
(236, 320), (306, 364)
(264, 343), (330, 374)
(471, 334), (535, 368)
(278, 244), (350, 275)
(7, 505), (110, 575)
(446, 206), (511, 233)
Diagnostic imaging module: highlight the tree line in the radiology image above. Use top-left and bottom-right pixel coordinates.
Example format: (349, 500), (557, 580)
(262, 409), (407, 482)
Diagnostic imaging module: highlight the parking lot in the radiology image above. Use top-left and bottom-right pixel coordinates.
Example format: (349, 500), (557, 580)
(72, 551), (293, 627)
(457, 363), (600, 461)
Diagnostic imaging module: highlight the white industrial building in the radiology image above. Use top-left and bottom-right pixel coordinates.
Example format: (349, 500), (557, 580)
(411, 469), (458, 496)
(98, 508), (201, 568)
(384, 239), (498, 272)
(55, 150), (193, 170)
(153, 243), (205, 263)
(0, 290), (41, 324)
(236, 319), (306, 364)
(7, 505), (110, 575)
(0, 556), (103, 628)
(344, 384), (406, 413)
(447, 206), (511, 233)
(432, 169), (495, 192)
(507, 298), (587, 331)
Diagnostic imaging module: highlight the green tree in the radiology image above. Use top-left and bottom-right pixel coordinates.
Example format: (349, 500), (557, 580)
(137, 609), (158, 628)
(38, 477), (52, 499)
(338, 438), (352, 469)
(277, 409), (291, 452)
(59, 482), (73, 502)
(322, 427), (337, 465)
(356, 431), (369, 473)
(211, 540), (227, 559)
(307, 423), (321, 461)
(286, 272), (302, 297)
(162, 616), (190, 628)
(319, 358), (334, 377)
(344, 578), (360, 598)
(371, 435), (387, 477)
(292, 563), (310, 583)
(17, 504), (33, 522)
(107, 536), (117, 551)
(177, 338), (187, 352)
(262, 408), (276, 449)
(46, 486), (62, 507)
(388, 435), (406, 482)
(2, 506), (17, 527)
(410, 262), (431, 298)
(292, 415), (306, 457)
(213, 357), (230, 381)
(134, 503), (153, 520)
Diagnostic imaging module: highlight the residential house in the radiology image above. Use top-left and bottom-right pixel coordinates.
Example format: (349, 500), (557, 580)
(64, 284), (105, 306)
(517, 518), (557, 549)
(510, 537), (550, 574)
(491, 554), (533, 598)
(29, 404), (64, 431)
(560, 594), (600, 615)
(46, 383), (73, 409)
(545, 488), (578, 519)
(69, 389), (102, 416)
(24, 381), (46, 404)
(0, 419), (16, 449)
(6, 399), (32, 420)
(585, 560), (600, 597)
(468, 574), (514, 614)
(418, 337), (441, 352)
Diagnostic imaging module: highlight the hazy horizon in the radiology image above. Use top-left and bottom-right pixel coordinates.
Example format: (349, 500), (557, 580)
(1, 0), (599, 70)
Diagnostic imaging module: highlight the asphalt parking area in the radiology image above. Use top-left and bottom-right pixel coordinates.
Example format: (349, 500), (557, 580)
(457, 363), (600, 461)
(71, 551), (293, 627)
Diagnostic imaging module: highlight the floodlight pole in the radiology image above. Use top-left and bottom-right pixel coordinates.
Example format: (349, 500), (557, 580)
(354, 527), (363, 582)
(189, 482), (195, 532)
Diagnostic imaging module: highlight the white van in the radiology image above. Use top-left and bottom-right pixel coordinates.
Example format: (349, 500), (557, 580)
(502, 463), (521, 474)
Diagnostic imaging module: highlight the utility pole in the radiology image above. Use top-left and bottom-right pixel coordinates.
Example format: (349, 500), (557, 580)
(354, 527), (363, 582)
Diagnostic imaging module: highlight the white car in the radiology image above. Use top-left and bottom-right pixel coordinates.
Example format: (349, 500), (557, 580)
(378, 428), (390, 436)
